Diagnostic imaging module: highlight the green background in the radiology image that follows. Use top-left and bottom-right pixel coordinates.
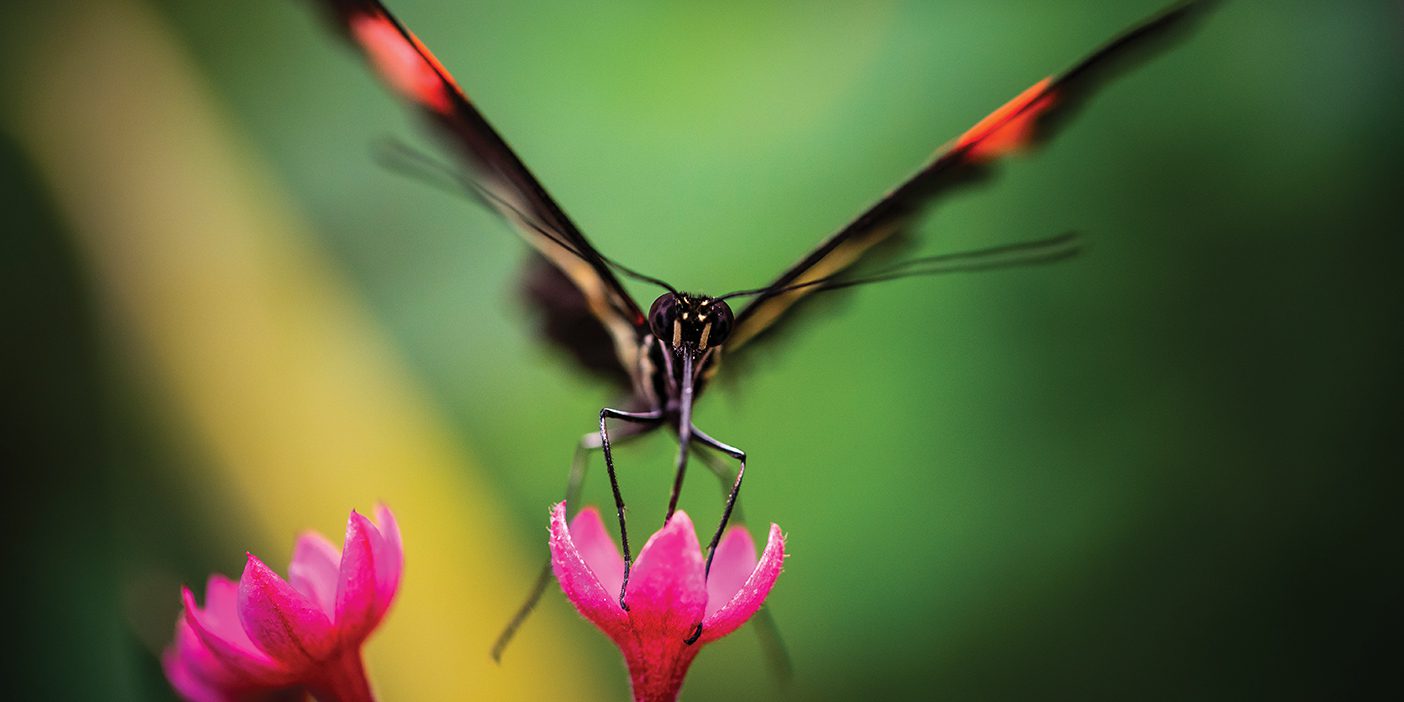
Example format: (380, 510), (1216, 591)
(4, 0), (1399, 699)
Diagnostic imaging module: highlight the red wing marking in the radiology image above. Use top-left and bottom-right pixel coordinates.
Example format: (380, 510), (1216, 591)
(955, 77), (1058, 162)
(350, 11), (458, 115)
(320, 1), (648, 385)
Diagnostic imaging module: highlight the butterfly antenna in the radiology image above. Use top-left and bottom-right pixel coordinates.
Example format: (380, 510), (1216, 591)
(860, 231), (1081, 279)
(373, 137), (488, 204)
(376, 138), (677, 294)
(467, 182), (677, 294)
(602, 259), (678, 294)
(718, 232), (1083, 301)
(375, 138), (597, 258)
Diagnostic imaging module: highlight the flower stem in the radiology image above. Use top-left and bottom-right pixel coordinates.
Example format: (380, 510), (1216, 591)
(309, 649), (375, 702)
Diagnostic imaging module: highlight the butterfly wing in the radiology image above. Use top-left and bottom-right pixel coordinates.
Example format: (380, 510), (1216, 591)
(314, 0), (648, 384)
(725, 0), (1213, 352)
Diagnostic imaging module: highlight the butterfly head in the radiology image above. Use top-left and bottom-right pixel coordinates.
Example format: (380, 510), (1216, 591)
(649, 292), (733, 352)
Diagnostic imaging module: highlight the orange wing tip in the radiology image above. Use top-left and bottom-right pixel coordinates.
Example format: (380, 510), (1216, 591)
(955, 77), (1058, 162)
(350, 11), (459, 114)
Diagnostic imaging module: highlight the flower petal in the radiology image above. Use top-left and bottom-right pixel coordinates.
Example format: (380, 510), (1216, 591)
(625, 510), (707, 638)
(182, 582), (286, 682)
(238, 554), (337, 667)
(370, 503), (403, 621)
(288, 532), (340, 618)
(166, 615), (240, 693)
(162, 641), (231, 702)
(334, 510), (383, 642)
(549, 502), (627, 636)
(701, 522), (785, 643)
(704, 527), (758, 620)
(569, 507), (625, 598)
(167, 616), (305, 702)
(201, 576), (257, 650)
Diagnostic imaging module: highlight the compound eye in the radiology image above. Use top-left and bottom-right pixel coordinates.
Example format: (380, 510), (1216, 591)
(648, 294), (678, 340)
(702, 299), (734, 347)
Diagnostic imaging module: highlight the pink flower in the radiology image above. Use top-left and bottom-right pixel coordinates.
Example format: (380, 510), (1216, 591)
(549, 502), (786, 702)
(164, 505), (403, 702)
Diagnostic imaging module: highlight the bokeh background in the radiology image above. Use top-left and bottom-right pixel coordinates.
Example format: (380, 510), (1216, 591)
(4, 0), (1399, 699)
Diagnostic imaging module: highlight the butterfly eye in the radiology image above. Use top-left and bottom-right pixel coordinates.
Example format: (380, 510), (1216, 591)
(702, 300), (734, 348)
(648, 294), (679, 340)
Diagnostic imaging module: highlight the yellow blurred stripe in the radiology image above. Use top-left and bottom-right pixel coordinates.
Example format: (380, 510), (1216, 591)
(9, 0), (602, 698)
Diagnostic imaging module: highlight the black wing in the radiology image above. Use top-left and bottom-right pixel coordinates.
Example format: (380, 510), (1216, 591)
(313, 0), (648, 384)
(726, 0), (1214, 352)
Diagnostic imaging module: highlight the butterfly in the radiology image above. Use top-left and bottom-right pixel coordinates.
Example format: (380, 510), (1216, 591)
(310, 0), (1212, 654)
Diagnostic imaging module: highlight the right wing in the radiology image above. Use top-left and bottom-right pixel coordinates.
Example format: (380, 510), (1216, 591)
(725, 0), (1214, 352)
(312, 0), (648, 383)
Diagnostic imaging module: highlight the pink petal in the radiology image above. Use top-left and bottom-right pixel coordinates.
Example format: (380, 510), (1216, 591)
(569, 507), (625, 598)
(238, 554), (337, 667)
(549, 502), (627, 636)
(370, 503), (403, 620)
(624, 510), (707, 638)
(288, 532), (340, 618)
(609, 512), (710, 702)
(700, 522), (785, 643)
(334, 511), (383, 642)
(200, 576), (257, 650)
(164, 627), (303, 702)
(182, 583), (286, 682)
(166, 615), (240, 692)
(162, 642), (231, 702)
(704, 527), (758, 619)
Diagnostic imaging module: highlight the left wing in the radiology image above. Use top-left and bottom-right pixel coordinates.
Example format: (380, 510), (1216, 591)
(312, 0), (648, 385)
(726, 0), (1213, 352)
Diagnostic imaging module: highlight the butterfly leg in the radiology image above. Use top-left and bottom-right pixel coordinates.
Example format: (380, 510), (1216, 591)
(689, 427), (746, 577)
(682, 425), (746, 645)
(691, 444), (791, 680)
(693, 445), (746, 525)
(601, 407), (664, 610)
(492, 422), (657, 661)
(490, 557), (555, 663)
